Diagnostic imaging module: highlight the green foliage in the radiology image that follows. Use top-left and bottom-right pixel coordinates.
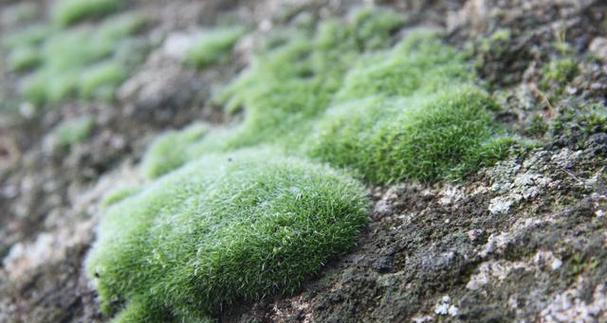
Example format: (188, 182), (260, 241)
(53, 0), (120, 26)
(19, 13), (146, 105)
(185, 27), (246, 69)
(86, 149), (369, 322)
(141, 123), (208, 179)
(52, 116), (94, 149)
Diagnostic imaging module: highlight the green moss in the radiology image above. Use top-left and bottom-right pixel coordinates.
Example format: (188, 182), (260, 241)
(216, 9), (404, 150)
(53, 0), (120, 26)
(526, 114), (549, 137)
(480, 28), (511, 53)
(542, 58), (579, 86)
(101, 187), (142, 208)
(80, 61), (127, 100)
(7, 46), (41, 72)
(185, 27), (246, 69)
(1, 24), (51, 50)
(139, 11), (512, 183)
(350, 6), (406, 50)
(307, 87), (509, 182)
(52, 116), (95, 149)
(86, 149), (369, 322)
(141, 123), (209, 179)
(20, 12), (146, 105)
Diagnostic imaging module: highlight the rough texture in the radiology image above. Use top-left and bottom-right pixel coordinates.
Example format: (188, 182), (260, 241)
(1, 0), (607, 322)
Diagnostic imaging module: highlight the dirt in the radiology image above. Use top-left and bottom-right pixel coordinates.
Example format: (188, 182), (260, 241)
(1, 0), (607, 322)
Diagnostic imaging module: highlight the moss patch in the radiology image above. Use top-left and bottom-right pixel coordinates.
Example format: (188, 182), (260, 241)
(141, 123), (209, 179)
(51, 116), (95, 149)
(86, 149), (369, 322)
(307, 87), (512, 182)
(142, 17), (511, 182)
(53, 0), (121, 26)
(19, 12), (145, 105)
(185, 27), (246, 69)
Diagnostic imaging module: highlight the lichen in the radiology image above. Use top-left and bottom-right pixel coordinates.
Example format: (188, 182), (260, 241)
(86, 149), (369, 322)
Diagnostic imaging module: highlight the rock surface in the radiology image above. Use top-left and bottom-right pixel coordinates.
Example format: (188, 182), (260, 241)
(1, 0), (607, 322)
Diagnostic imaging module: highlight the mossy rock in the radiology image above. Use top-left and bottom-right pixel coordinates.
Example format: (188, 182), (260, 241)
(86, 149), (369, 322)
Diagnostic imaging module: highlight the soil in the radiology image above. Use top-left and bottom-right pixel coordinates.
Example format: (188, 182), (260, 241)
(1, 0), (607, 322)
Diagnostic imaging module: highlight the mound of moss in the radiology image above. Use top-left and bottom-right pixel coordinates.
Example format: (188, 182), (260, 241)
(86, 149), (369, 322)
(53, 0), (121, 26)
(185, 27), (246, 69)
(307, 87), (513, 182)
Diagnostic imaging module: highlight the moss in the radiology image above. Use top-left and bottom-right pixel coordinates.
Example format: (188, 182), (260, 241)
(53, 0), (121, 26)
(20, 12), (146, 105)
(350, 6), (405, 50)
(52, 116), (95, 149)
(7, 46), (41, 72)
(80, 61), (127, 101)
(1, 24), (51, 50)
(526, 114), (549, 137)
(307, 87), (510, 182)
(185, 27), (246, 69)
(541, 58), (579, 89)
(147, 29), (509, 182)
(480, 28), (511, 53)
(86, 149), (369, 322)
(141, 123), (209, 179)
(101, 187), (142, 208)
(216, 8), (404, 150)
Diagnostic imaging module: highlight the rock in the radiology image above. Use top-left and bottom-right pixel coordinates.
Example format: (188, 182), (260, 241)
(589, 37), (607, 62)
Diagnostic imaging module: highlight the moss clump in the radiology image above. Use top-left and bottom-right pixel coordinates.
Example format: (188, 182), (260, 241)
(7, 46), (41, 72)
(80, 61), (127, 100)
(185, 27), (246, 69)
(52, 116), (94, 149)
(86, 149), (369, 322)
(141, 123), (208, 179)
(307, 87), (510, 182)
(53, 0), (120, 26)
(542, 58), (579, 87)
(101, 186), (142, 208)
(20, 12), (146, 105)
